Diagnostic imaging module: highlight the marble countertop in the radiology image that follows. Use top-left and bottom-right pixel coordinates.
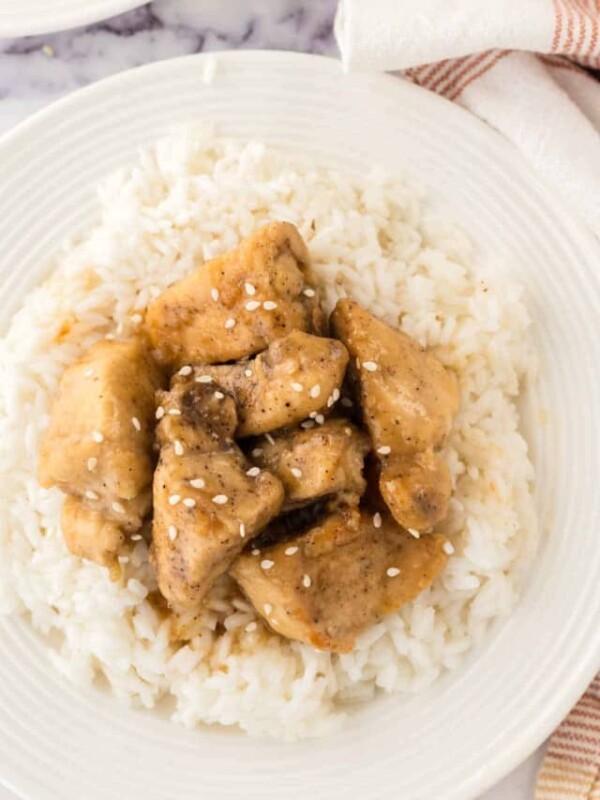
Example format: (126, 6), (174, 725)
(0, 2), (545, 798)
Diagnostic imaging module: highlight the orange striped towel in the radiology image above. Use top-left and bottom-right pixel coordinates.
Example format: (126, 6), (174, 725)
(334, 0), (600, 235)
(535, 673), (600, 799)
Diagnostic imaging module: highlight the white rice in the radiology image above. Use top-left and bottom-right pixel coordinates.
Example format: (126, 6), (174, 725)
(0, 130), (538, 740)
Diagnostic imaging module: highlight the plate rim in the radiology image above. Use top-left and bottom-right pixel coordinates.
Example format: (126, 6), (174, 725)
(0, 0), (146, 37)
(0, 50), (599, 800)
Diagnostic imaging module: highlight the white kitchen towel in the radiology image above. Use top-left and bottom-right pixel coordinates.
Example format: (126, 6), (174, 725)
(335, 0), (600, 236)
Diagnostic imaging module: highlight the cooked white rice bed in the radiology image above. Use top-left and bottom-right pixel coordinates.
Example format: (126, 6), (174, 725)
(0, 132), (537, 740)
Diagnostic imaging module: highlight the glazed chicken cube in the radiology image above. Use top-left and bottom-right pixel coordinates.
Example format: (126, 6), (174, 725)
(60, 496), (126, 578)
(151, 378), (284, 609)
(231, 507), (449, 653)
(38, 339), (163, 543)
(194, 330), (349, 437)
(145, 221), (326, 368)
(252, 419), (370, 508)
(331, 299), (459, 531)
(380, 450), (452, 532)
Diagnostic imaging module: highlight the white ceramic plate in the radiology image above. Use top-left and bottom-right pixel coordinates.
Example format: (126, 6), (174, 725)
(0, 0), (145, 37)
(0, 51), (599, 800)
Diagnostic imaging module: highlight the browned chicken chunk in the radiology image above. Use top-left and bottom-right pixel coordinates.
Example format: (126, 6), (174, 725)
(231, 507), (449, 653)
(38, 339), (163, 567)
(151, 377), (284, 609)
(252, 419), (370, 509)
(60, 496), (126, 577)
(194, 330), (349, 436)
(380, 450), (452, 532)
(145, 222), (326, 368)
(331, 299), (459, 532)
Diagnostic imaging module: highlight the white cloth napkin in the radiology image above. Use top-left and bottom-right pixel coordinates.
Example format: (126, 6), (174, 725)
(335, 0), (600, 236)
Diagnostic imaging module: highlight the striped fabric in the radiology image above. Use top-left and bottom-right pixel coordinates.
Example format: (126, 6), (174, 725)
(535, 674), (600, 800)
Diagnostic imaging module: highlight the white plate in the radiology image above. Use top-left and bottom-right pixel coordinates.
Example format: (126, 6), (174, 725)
(0, 51), (599, 800)
(0, 0), (145, 37)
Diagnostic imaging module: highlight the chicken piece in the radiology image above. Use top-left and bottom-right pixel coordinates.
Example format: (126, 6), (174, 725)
(60, 496), (125, 578)
(231, 507), (449, 653)
(38, 338), (163, 534)
(194, 331), (349, 436)
(331, 299), (459, 455)
(145, 221), (326, 368)
(380, 450), (452, 532)
(252, 419), (370, 508)
(331, 299), (459, 531)
(151, 378), (284, 609)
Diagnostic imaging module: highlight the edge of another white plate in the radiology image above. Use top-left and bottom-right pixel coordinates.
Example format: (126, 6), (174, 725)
(0, 0), (145, 37)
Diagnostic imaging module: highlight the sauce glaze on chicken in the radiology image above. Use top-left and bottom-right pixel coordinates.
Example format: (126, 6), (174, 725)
(39, 221), (459, 653)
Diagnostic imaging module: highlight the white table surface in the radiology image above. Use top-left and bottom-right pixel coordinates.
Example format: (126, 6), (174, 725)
(0, 1), (549, 797)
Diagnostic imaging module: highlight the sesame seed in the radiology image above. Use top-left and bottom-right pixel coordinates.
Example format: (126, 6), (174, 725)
(373, 512), (382, 529)
(131, 313), (143, 324)
(132, 416), (141, 431)
(246, 466), (260, 477)
(310, 384), (321, 398)
(214, 391), (225, 400)
(244, 368), (253, 377)
(332, 388), (341, 402)
(443, 541), (455, 555)
(245, 621), (257, 632)
(84, 368), (94, 378)
(118, 555), (129, 565)
(224, 318), (236, 329)
(252, 549), (261, 556)
(309, 411), (318, 419)
(301, 421), (315, 430)
(178, 365), (193, 376)
(105, 333), (115, 341)
(302, 574), (312, 588)
(261, 559), (275, 570)
(168, 525), (178, 541)
(408, 528), (421, 539)
(131, 534), (143, 541)
(265, 433), (275, 446)
(190, 478), (205, 489)
(344, 427), (353, 436)
(377, 445), (391, 455)
(291, 382), (303, 392)
(168, 494), (181, 506)
(290, 467), (302, 479)
(183, 498), (196, 508)
(87, 457), (98, 472)
(315, 414), (325, 425)
(196, 375), (213, 384)
(91, 431), (104, 443)
(363, 361), (378, 372)
(303, 288), (316, 298)
(112, 501), (125, 515)
(212, 494), (228, 505)
(85, 490), (99, 501)
(263, 300), (278, 311)
(244, 282), (256, 296)
(341, 397), (353, 408)
(387, 567), (400, 578)
(285, 546), (298, 556)
(210, 288), (219, 302)
(168, 408), (181, 416)
(263, 603), (273, 615)
(245, 300), (260, 311)
(239, 523), (246, 538)
(252, 448), (263, 458)
(174, 440), (184, 456)
(155, 406), (165, 420)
